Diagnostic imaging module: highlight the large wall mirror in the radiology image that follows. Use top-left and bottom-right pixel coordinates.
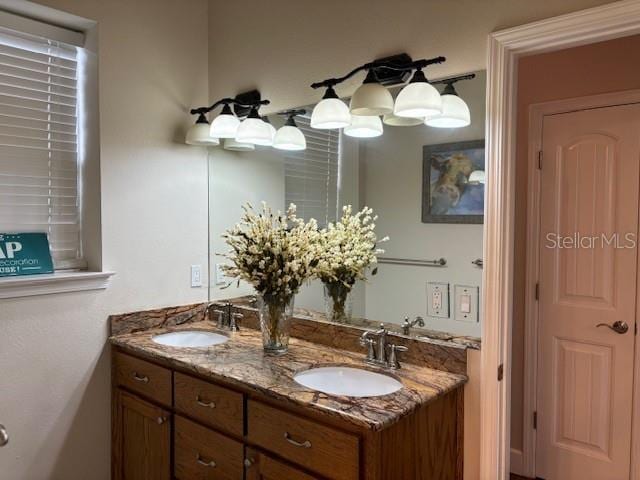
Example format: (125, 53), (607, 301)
(209, 70), (485, 340)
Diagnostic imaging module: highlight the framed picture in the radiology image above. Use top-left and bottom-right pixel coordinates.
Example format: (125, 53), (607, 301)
(422, 140), (485, 224)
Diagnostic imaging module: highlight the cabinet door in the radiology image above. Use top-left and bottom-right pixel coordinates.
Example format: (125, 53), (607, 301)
(245, 447), (319, 480)
(113, 389), (170, 480)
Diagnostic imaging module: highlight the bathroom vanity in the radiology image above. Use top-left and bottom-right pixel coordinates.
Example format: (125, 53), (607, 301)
(109, 302), (470, 480)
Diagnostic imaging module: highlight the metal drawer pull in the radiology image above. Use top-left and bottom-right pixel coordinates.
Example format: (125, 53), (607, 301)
(196, 396), (216, 409)
(132, 372), (149, 383)
(156, 417), (167, 425)
(244, 458), (255, 468)
(284, 432), (312, 448)
(196, 454), (216, 468)
(0, 424), (8, 447)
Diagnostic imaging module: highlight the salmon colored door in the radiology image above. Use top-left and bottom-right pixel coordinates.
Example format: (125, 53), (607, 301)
(536, 103), (640, 480)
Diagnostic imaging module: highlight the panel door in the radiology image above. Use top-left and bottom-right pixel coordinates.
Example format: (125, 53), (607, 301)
(536, 103), (640, 479)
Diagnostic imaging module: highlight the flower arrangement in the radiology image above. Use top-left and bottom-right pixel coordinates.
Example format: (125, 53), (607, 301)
(316, 205), (388, 322)
(222, 202), (321, 352)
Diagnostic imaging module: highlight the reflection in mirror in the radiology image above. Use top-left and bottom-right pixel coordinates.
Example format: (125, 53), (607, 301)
(209, 70), (485, 341)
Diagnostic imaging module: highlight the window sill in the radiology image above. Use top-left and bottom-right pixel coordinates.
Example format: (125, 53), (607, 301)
(0, 271), (115, 299)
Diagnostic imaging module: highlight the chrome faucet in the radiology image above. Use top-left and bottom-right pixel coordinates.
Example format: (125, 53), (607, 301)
(401, 316), (425, 335)
(208, 302), (241, 331)
(359, 324), (409, 368)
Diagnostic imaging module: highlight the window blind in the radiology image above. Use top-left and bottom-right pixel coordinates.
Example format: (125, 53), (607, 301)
(284, 115), (340, 227)
(0, 25), (83, 269)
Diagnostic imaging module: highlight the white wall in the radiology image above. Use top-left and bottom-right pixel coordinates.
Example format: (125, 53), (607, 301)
(360, 72), (485, 336)
(0, 1), (209, 479)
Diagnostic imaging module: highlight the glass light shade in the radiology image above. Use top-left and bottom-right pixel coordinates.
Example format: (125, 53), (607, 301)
(210, 113), (240, 138)
(273, 125), (306, 151)
(394, 82), (442, 118)
(343, 115), (383, 138)
(350, 83), (394, 116)
(224, 138), (255, 151)
(185, 123), (219, 146)
(311, 98), (351, 129)
(425, 94), (471, 128)
(264, 120), (276, 146)
(383, 113), (424, 127)
(235, 117), (273, 146)
(469, 170), (485, 184)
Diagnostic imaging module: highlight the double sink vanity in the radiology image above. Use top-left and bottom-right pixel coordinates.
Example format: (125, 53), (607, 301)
(110, 298), (476, 480)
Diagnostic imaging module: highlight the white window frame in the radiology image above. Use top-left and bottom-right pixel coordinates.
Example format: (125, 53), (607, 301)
(0, 8), (112, 298)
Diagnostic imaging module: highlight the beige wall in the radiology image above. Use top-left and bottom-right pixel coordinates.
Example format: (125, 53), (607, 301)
(0, 1), (209, 479)
(511, 34), (640, 457)
(207, 0), (619, 114)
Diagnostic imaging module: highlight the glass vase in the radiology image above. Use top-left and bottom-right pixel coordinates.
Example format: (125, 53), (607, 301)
(257, 294), (294, 354)
(323, 281), (353, 324)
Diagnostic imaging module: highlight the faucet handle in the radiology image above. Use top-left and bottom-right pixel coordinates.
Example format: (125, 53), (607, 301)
(231, 312), (243, 331)
(388, 344), (409, 370)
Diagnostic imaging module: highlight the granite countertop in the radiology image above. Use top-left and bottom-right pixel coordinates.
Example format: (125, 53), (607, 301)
(110, 321), (467, 431)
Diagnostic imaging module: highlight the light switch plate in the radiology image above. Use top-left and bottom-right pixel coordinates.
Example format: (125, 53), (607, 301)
(454, 285), (479, 323)
(426, 282), (449, 318)
(190, 265), (202, 287)
(214, 264), (227, 286)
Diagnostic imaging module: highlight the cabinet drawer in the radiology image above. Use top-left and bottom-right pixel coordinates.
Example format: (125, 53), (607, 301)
(247, 400), (359, 480)
(174, 372), (244, 437)
(114, 352), (172, 407)
(174, 415), (244, 480)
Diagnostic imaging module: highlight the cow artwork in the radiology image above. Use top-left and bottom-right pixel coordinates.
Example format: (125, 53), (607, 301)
(422, 140), (485, 224)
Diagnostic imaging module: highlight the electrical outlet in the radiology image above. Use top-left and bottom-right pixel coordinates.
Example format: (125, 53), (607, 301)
(426, 282), (449, 318)
(454, 285), (479, 322)
(190, 265), (202, 287)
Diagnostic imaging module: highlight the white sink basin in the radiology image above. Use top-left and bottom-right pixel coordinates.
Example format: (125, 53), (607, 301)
(152, 331), (228, 348)
(293, 366), (402, 398)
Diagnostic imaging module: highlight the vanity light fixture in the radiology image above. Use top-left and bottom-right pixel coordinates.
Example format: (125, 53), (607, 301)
(185, 112), (220, 146)
(274, 109), (307, 151)
(262, 116), (277, 146)
(186, 90), (270, 146)
(425, 74), (475, 128)
(310, 53), (446, 127)
(344, 114), (383, 138)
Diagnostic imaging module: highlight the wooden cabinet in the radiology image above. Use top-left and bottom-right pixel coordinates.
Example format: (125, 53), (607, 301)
(174, 415), (244, 479)
(112, 389), (171, 480)
(245, 447), (320, 480)
(112, 349), (462, 480)
(247, 399), (359, 480)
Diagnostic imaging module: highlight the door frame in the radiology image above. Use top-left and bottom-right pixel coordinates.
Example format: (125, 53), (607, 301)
(481, 1), (640, 479)
(519, 90), (640, 478)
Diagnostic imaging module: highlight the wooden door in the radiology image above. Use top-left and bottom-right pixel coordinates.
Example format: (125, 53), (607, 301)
(244, 447), (320, 480)
(113, 389), (171, 480)
(536, 103), (640, 479)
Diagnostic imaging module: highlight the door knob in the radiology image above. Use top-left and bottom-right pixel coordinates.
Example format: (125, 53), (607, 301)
(0, 424), (8, 447)
(596, 321), (629, 334)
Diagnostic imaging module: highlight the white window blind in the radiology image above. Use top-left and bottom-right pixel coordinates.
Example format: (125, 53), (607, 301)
(284, 116), (340, 226)
(0, 25), (83, 269)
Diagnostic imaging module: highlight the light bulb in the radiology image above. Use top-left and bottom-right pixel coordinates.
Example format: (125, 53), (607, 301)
(224, 138), (255, 151)
(383, 113), (424, 127)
